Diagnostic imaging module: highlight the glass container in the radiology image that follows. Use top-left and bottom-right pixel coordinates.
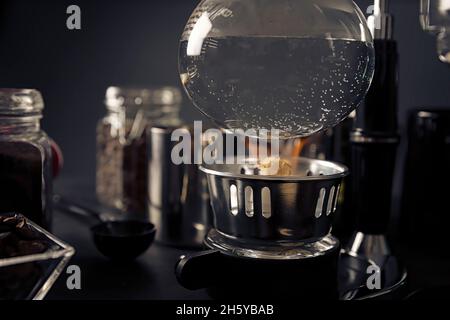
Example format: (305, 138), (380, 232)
(179, 0), (375, 139)
(0, 213), (74, 300)
(96, 86), (182, 214)
(0, 88), (53, 229)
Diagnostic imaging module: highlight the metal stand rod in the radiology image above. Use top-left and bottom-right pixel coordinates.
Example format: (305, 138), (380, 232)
(345, 0), (399, 263)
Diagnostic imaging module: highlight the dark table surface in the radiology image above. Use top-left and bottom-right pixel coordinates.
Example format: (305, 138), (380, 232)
(45, 176), (450, 300)
(45, 177), (209, 300)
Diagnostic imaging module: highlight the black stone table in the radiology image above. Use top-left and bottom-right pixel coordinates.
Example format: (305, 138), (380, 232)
(45, 176), (209, 300)
(45, 176), (450, 300)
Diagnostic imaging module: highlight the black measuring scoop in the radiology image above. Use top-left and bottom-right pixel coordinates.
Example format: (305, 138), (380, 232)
(53, 195), (156, 260)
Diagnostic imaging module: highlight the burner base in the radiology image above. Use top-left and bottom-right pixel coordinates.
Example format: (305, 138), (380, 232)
(176, 244), (341, 299)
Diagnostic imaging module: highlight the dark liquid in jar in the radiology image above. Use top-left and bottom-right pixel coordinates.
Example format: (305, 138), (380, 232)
(0, 141), (52, 228)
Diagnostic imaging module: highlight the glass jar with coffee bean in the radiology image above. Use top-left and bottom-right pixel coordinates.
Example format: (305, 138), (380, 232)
(0, 89), (53, 229)
(96, 86), (182, 215)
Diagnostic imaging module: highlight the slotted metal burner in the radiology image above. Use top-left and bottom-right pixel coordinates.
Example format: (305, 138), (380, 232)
(200, 157), (348, 258)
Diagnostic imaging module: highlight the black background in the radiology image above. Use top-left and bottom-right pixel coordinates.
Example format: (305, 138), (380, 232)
(0, 0), (449, 189)
(0, 0), (449, 301)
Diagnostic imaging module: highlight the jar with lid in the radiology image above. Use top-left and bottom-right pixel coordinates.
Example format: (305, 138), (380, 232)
(96, 86), (182, 214)
(0, 88), (53, 229)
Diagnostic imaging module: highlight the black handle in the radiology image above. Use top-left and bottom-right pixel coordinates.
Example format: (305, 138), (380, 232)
(355, 40), (398, 135)
(349, 37), (399, 235)
(175, 250), (225, 290)
(351, 141), (398, 234)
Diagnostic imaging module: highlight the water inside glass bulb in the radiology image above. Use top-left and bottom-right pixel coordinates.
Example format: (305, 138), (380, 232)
(179, 0), (375, 139)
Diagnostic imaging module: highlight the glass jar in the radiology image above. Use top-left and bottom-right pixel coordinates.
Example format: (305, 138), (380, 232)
(96, 86), (182, 214)
(0, 88), (53, 229)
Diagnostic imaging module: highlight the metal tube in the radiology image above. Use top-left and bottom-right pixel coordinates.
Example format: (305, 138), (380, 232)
(374, 0), (388, 15)
(370, 0), (393, 40)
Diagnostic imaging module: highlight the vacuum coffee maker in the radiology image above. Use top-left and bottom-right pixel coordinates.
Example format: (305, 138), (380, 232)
(175, 0), (413, 299)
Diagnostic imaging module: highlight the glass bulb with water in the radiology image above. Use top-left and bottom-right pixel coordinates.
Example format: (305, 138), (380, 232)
(179, 0), (375, 139)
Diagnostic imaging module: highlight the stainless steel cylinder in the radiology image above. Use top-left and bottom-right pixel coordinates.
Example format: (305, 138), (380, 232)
(148, 126), (212, 248)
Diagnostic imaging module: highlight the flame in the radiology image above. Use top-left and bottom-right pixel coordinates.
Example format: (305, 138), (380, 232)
(291, 138), (305, 157)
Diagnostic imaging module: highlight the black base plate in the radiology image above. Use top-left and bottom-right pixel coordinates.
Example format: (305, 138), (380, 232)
(176, 248), (407, 300)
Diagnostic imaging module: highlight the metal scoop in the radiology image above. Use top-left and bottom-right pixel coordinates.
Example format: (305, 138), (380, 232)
(53, 195), (156, 260)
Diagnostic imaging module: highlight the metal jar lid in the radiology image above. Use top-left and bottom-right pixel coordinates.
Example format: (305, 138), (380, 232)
(0, 88), (44, 116)
(105, 86), (182, 111)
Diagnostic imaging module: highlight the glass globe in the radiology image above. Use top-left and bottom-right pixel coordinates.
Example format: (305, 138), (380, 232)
(179, 0), (375, 139)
